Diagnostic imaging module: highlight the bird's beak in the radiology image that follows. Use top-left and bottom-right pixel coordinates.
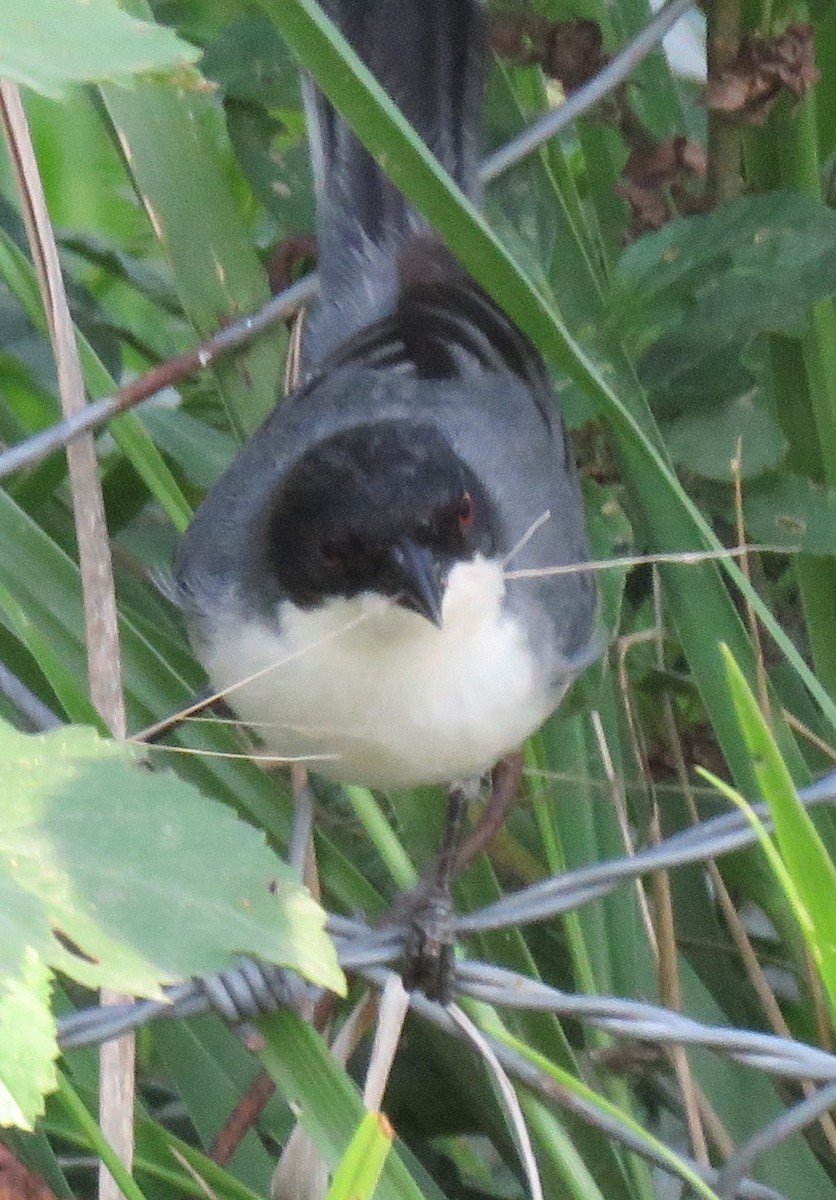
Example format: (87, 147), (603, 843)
(388, 538), (444, 628)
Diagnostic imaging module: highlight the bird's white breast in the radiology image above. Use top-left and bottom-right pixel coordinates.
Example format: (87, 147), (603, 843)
(200, 556), (553, 788)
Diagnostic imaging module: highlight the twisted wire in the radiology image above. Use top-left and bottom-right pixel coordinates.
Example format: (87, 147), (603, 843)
(56, 771), (836, 1200)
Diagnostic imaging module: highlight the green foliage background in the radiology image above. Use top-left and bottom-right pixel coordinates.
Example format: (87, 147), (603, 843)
(1, 0), (835, 1197)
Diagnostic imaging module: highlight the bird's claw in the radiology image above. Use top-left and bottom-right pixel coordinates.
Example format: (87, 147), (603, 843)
(400, 881), (456, 1004)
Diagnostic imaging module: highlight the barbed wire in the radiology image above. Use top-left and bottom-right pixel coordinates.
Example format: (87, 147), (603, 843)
(6, 0), (832, 1192)
(56, 769), (836, 1200)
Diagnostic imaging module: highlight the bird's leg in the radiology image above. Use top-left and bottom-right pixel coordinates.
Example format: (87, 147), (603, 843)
(454, 751), (524, 873)
(401, 777), (476, 1003)
(401, 751), (524, 1003)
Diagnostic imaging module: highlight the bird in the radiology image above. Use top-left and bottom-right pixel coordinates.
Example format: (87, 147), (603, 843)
(175, 0), (599, 999)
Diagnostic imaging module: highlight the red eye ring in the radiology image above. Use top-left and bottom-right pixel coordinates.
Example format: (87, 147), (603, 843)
(320, 539), (342, 566)
(458, 491), (475, 531)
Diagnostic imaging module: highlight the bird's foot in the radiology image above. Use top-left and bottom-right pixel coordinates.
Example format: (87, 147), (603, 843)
(398, 873), (456, 1005)
(387, 765), (521, 1004)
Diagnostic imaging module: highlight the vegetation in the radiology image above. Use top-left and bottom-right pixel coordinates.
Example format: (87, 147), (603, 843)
(1, 0), (835, 1197)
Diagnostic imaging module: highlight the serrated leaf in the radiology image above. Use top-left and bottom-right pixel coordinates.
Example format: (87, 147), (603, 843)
(1, 722), (344, 997)
(0, 947), (57, 1130)
(0, 0), (199, 98)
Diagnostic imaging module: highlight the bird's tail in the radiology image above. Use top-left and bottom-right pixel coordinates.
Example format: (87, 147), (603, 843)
(303, 0), (486, 363)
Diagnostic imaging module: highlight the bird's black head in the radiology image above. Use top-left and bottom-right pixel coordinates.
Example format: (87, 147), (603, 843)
(265, 420), (497, 623)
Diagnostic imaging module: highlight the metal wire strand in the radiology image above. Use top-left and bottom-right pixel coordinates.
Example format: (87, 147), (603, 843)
(482, 0), (697, 182)
(57, 770), (836, 1078)
(0, 662), (62, 730)
(716, 1082), (836, 1200)
(459, 771), (836, 932)
(57, 949), (836, 1085)
(453, 961), (836, 1081)
(0, 0), (696, 481)
(368, 968), (788, 1200)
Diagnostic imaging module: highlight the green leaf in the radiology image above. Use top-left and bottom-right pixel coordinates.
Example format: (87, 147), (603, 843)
(613, 192), (836, 349)
(0, 948), (57, 1130)
(55, 1075), (151, 1200)
(718, 646), (836, 1013)
(1, 721), (344, 996)
(259, 1011), (440, 1200)
(326, 1111), (394, 1200)
(99, 0), (285, 438)
(201, 16), (302, 108)
(664, 391), (787, 481)
(743, 473), (836, 555)
(0, 0), (199, 99)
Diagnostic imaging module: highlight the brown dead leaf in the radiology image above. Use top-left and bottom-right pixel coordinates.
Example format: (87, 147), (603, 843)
(703, 23), (819, 126)
(543, 19), (607, 92)
(614, 179), (672, 237)
(624, 136), (704, 188)
(490, 17), (607, 92)
(618, 136), (707, 236)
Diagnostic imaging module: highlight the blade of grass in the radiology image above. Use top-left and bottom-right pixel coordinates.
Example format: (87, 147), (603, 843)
(747, 84), (836, 698)
(258, 1009), (445, 1200)
(715, 644), (836, 1014)
(259, 0), (829, 804)
(325, 1111), (393, 1200)
(100, 0), (284, 439)
(0, 226), (191, 530)
(55, 1073), (148, 1200)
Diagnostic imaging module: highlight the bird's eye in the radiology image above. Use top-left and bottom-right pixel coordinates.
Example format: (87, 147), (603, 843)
(457, 492), (475, 531)
(320, 539), (342, 566)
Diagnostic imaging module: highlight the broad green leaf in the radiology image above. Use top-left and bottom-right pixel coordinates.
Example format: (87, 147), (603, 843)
(637, 336), (759, 415)
(612, 191), (836, 350)
(201, 17), (314, 231)
(664, 391), (787, 481)
(225, 103), (314, 233)
(743, 473), (836, 554)
(0, 0), (199, 99)
(0, 948), (57, 1130)
(1, 721), (344, 995)
(201, 16), (302, 108)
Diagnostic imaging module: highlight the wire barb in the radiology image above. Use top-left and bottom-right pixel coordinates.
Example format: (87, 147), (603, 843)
(57, 770), (836, 1200)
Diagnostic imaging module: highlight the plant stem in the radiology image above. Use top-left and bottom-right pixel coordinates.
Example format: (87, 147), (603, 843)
(705, 0), (744, 205)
